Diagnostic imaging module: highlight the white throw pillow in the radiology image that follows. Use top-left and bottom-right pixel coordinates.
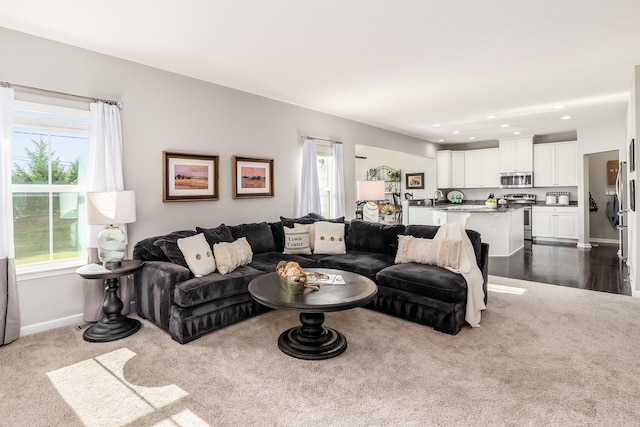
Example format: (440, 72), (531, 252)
(283, 225), (312, 255)
(177, 233), (216, 277)
(395, 235), (461, 269)
(313, 221), (346, 255)
(213, 237), (253, 275)
(294, 222), (315, 251)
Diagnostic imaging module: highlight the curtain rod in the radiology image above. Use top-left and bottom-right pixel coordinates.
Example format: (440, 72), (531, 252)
(300, 136), (343, 144)
(0, 81), (122, 108)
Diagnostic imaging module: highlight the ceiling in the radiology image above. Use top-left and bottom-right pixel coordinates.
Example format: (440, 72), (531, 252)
(1, 1), (639, 144)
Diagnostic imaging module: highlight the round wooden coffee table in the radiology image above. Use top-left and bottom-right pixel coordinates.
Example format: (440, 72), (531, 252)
(248, 268), (377, 360)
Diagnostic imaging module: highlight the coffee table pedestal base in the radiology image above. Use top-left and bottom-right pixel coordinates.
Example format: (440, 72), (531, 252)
(277, 312), (346, 360)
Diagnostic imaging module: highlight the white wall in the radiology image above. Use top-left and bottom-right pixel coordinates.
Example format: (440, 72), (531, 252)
(0, 27), (439, 334)
(354, 145), (437, 202)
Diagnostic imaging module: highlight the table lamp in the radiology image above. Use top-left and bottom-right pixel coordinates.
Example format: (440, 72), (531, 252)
(86, 190), (137, 267)
(356, 180), (385, 222)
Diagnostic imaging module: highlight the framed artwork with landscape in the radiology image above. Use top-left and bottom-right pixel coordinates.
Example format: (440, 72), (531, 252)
(232, 156), (274, 198)
(405, 172), (425, 189)
(162, 151), (219, 202)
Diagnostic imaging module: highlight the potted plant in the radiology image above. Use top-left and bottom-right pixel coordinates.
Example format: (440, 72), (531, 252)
(388, 171), (400, 181)
(380, 203), (396, 221)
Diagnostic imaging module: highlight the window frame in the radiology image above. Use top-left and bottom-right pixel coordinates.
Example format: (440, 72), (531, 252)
(315, 144), (334, 218)
(12, 101), (90, 279)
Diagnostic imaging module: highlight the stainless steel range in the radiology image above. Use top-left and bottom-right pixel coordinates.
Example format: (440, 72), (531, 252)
(503, 194), (536, 249)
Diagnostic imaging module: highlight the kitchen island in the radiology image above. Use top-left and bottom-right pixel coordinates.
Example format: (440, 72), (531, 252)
(402, 201), (524, 256)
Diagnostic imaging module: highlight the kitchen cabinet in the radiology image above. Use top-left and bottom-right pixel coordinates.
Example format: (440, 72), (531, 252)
(465, 148), (499, 188)
(534, 141), (578, 187)
(499, 137), (533, 172)
(436, 150), (465, 188)
(532, 206), (578, 239)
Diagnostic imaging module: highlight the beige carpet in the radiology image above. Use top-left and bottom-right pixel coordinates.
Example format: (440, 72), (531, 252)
(2, 275), (640, 427)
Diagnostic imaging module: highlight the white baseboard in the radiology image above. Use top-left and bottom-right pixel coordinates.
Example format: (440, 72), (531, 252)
(19, 301), (137, 337)
(20, 313), (84, 337)
(589, 238), (619, 245)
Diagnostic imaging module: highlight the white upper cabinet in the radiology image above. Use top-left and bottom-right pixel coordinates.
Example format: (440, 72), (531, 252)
(437, 150), (465, 188)
(533, 141), (577, 187)
(499, 137), (533, 172)
(465, 148), (499, 188)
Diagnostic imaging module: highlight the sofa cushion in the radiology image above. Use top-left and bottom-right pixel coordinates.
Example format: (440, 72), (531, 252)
(318, 250), (395, 279)
(153, 230), (197, 268)
(177, 233), (217, 277)
(313, 221), (346, 255)
(133, 234), (170, 262)
(173, 265), (265, 308)
(269, 221), (286, 252)
(376, 263), (467, 303)
(249, 251), (318, 272)
(346, 220), (405, 256)
(195, 224), (234, 248)
(404, 224), (482, 268)
(213, 238), (253, 275)
(395, 235), (461, 270)
(283, 225), (312, 255)
(228, 222), (277, 254)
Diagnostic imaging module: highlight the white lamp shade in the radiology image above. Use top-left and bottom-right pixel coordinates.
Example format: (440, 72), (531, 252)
(356, 180), (385, 201)
(86, 191), (137, 225)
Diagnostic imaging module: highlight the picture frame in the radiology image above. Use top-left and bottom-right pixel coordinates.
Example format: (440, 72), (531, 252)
(232, 156), (274, 198)
(405, 172), (425, 189)
(630, 138), (635, 173)
(162, 151), (219, 202)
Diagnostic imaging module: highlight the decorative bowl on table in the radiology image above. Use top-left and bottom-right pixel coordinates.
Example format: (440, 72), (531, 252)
(279, 274), (307, 295)
(485, 201), (497, 209)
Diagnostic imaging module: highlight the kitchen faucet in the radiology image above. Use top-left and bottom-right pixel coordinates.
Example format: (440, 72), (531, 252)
(433, 189), (444, 206)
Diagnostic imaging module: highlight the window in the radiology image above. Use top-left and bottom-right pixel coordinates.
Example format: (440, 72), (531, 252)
(11, 101), (90, 271)
(316, 144), (334, 218)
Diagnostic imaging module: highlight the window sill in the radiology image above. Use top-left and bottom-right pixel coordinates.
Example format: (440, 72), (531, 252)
(16, 258), (87, 281)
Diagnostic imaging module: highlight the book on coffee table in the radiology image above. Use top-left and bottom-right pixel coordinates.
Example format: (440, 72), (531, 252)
(307, 273), (345, 286)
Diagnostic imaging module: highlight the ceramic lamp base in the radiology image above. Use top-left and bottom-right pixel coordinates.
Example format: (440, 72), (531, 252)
(97, 225), (126, 266)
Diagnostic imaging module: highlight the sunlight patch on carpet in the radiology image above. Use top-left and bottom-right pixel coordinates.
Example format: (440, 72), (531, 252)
(488, 282), (527, 295)
(47, 348), (194, 427)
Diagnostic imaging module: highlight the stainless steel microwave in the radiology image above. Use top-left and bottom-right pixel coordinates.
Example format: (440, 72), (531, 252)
(499, 171), (533, 188)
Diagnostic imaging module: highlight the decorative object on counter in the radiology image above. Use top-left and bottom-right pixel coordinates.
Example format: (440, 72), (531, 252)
(276, 260), (319, 293)
(447, 190), (464, 204)
(545, 191), (570, 205)
(498, 198), (508, 209)
(485, 193), (497, 209)
(405, 172), (425, 189)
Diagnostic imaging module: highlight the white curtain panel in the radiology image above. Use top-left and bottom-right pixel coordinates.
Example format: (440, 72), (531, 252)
(331, 143), (346, 218)
(299, 138), (321, 216)
(0, 87), (20, 345)
(84, 102), (130, 322)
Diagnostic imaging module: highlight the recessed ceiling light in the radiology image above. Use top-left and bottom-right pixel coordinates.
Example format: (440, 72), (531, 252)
(452, 130), (460, 134)
(500, 124), (510, 128)
(561, 115), (572, 120)
(486, 115), (497, 119)
(469, 137), (476, 140)
(433, 123), (441, 127)
(513, 131), (521, 135)
(438, 139), (445, 142)
(554, 104), (567, 109)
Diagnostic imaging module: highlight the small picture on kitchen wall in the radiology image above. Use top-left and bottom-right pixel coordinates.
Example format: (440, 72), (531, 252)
(630, 179), (635, 212)
(406, 173), (424, 189)
(630, 138), (635, 173)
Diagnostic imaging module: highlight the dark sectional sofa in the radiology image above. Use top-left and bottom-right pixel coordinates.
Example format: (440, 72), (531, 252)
(133, 215), (489, 344)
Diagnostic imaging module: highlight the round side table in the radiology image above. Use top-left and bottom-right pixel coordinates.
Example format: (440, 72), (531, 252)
(76, 259), (144, 342)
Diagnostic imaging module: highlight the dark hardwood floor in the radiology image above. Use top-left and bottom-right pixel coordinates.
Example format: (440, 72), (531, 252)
(488, 242), (631, 296)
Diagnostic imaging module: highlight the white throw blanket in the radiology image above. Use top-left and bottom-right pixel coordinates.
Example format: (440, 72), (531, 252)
(434, 222), (486, 327)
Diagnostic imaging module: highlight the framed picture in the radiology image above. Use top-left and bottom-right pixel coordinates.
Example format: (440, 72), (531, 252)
(405, 172), (425, 189)
(232, 156), (274, 198)
(162, 151), (219, 202)
(630, 138), (635, 173)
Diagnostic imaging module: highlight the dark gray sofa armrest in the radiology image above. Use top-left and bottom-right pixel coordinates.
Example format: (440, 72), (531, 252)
(134, 261), (191, 329)
(479, 243), (489, 305)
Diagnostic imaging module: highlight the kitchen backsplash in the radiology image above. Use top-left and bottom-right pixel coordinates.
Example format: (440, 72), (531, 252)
(439, 187), (577, 203)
